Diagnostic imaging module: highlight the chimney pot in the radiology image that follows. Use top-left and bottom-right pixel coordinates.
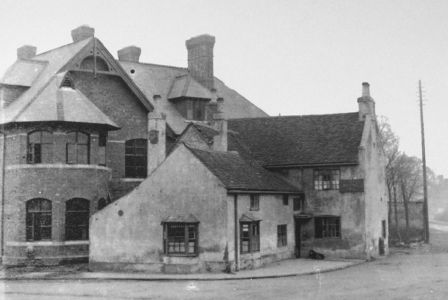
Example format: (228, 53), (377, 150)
(17, 45), (37, 60)
(71, 25), (95, 43)
(118, 46), (141, 62)
(362, 82), (370, 97)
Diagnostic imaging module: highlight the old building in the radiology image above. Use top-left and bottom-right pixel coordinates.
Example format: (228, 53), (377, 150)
(89, 83), (389, 273)
(0, 25), (265, 265)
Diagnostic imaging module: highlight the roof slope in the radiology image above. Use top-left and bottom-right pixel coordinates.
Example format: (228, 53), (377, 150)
(0, 73), (118, 129)
(187, 146), (301, 192)
(228, 113), (365, 167)
(119, 61), (268, 134)
(0, 60), (46, 86)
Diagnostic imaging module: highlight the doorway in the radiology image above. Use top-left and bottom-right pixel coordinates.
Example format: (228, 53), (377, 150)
(295, 218), (301, 258)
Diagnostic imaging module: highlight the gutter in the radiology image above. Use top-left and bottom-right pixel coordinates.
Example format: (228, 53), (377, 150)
(264, 162), (358, 169)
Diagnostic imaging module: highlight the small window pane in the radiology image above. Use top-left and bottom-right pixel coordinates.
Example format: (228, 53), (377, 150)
(77, 132), (89, 144)
(77, 145), (88, 164)
(67, 132), (77, 144)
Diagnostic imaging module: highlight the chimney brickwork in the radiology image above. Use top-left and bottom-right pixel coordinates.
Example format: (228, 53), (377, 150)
(118, 46), (141, 62)
(212, 97), (227, 151)
(186, 34), (215, 90)
(71, 25), (95, 43)
(147, 95), (166, 175)
(357, 82), (376, 121)
(17, 45), (37, 60)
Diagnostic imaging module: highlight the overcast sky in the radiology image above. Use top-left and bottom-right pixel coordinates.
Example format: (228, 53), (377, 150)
(1, 0), (447, 177)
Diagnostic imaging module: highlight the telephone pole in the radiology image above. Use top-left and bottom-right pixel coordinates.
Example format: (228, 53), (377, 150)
(419, 80), (429, 243)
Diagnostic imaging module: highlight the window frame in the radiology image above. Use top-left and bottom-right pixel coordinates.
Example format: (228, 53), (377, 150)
(27, 130), (53, 164)
(250, 194), (260, 211)
(26, 199), (52, 241)
(315, 216), (341, 239)
(277, 224), (287, 247)
(125, 139), (148, 178)
(98, 133), (107, 166)
(240, 221), (260, 254)
(282, 195), (289, 206)
(65, 198), (90, 241)
(314, 169), (340, 190)
(163, 223), (198, 256)
(66, 131), (90, 165)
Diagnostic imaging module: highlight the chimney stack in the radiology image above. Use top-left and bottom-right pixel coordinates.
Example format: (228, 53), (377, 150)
(212, 97), (227, 151)
(118, 46), (141, 62)
(357, 82), (376, 121)
(17, 45), (37, 60)
(206, 88), (218, 120)
(71, 25), (95, 43)
(147, 95), (166, 175)
(186, 34), (215, 90)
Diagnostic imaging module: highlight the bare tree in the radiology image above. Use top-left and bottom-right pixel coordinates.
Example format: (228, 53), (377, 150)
(378, 116), (402, 242)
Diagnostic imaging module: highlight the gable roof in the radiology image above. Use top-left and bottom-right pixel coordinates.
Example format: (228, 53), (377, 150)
(168, 75), (211, 99)
(0, 72), (119, 129)
(228, 112), (365, 167)
(186, 146), (301, 192)
(119, 61), (268, 135)
(0, 37), (152, 128)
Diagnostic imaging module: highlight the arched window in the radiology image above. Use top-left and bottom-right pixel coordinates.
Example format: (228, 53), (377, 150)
(80, 56), (109, 71)
(65, 198), (90, 241)
(125, 139), (147, 178)
(66, 131), (89, 164)
(97, 198), (107, 211)
(26, 199), (52, 241)
(27, 131), (53, 164)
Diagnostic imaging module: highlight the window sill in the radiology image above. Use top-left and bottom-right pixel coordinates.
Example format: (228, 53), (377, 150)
(165, 254), (198, 257)
(6, 240), (90, 246)
(121, 178), (146, 182)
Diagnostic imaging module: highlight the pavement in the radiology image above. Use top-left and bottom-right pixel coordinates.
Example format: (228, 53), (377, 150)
(0, 258), (364, 281)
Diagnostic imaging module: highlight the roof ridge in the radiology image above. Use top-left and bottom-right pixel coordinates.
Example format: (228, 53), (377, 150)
(229, 111), (359, 121)
(33, 37), (93, 58)
(121, 61), (188, 71)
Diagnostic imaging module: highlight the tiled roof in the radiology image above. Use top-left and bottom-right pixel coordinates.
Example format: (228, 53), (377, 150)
(187, 146), (301, 192)
(0, 72), (119, 129)
(119, 61), (268, 134)
(168, 75), (211, 99)
(228, 113), (364, 167)
(0, 60), (46, 87)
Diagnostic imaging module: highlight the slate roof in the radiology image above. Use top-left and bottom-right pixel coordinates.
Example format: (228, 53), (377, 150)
(187, 146), (301, 192)
(168, 75), (211, 100)
(227, 113), (365, 167)
(0, 72), (118, 128)
(119, 61), (268, 134)
(0, 60), (46, 87)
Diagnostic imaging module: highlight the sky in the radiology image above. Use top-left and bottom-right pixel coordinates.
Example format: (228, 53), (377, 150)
(1, 0), (447, 177)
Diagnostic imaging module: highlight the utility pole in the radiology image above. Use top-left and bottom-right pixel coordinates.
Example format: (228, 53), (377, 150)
(419, 80), (429, 243)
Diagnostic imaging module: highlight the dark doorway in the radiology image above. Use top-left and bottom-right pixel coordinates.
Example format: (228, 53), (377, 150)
(295, 219), (301, 258)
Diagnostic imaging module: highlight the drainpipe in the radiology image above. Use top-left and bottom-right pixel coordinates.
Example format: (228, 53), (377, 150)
(234, 193), (239, 271)
(1, 132), (6, 261)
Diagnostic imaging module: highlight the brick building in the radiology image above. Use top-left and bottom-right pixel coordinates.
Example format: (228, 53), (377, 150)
(0, 26), (266, 265)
